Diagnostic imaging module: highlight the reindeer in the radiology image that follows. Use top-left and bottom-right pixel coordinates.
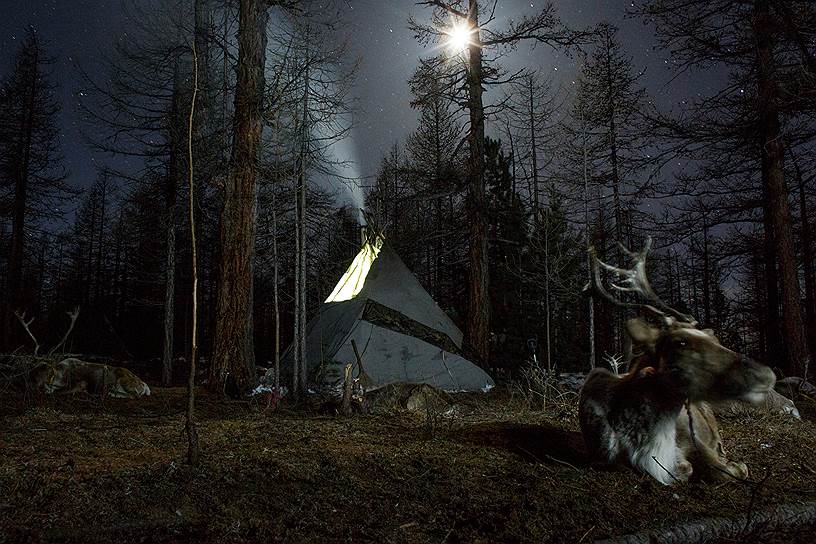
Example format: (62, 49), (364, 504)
(36, 358), (151, 398)
(579, 238), (775, 485)
(17, 308), (150, 399)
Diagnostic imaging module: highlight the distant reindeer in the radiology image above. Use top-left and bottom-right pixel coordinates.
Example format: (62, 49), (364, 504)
(16, 308), (150, 399)
(579, 238), (775, 485)
(31, 358), (151, 398)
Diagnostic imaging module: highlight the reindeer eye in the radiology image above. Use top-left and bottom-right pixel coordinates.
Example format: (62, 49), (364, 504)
(676, 339), (688, 348)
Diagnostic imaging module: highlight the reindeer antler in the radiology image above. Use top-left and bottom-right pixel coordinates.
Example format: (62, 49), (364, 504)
(586, 237), (697, 326)
(47, 306), (81, 356)
(14, 311), (41, 355)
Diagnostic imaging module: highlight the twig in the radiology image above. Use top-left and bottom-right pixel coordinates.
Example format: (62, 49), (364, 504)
(545, 454), (580, 471)
(744, 469), (772, 534)
(652, 456), (681, 484)
(577, 525), (596, 543)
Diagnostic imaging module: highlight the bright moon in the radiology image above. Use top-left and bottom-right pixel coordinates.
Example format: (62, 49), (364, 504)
(445, 22), (472, 53)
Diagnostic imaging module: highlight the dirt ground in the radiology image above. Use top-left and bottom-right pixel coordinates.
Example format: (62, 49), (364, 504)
(1, 387), (816, 543)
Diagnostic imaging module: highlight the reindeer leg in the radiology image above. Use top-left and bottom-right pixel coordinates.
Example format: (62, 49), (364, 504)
(693, 440), (749, 481)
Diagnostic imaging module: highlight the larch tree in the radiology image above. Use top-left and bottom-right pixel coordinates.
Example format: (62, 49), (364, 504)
(0, 29), (69, 350)
(210, 0), (269, 394)
(406, 61), (466, 303)
(571, 23), (653, 354)
(211, 0), (311, 395)
(77, 0), (220, 383)
(501, 70), (560, 213)
(409, 0), (586, 366)
(638, 0), (816, 377)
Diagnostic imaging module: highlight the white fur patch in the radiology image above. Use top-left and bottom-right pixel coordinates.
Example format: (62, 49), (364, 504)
(628, 417), (683, 485)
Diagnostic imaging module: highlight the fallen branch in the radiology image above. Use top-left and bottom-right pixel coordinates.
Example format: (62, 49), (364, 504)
(594, 501), (816, 544)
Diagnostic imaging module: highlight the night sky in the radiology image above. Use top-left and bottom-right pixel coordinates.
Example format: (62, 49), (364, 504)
(0, 0), (714, 204)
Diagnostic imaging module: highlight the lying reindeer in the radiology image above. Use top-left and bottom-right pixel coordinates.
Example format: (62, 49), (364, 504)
(579, 239), (775, 485)
(14, 307), (151, 399)
(31, 358), (151, 398)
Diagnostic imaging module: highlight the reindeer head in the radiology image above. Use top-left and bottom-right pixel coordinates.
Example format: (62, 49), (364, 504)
(626, 318), (775, 403)
(588, 238), (775, 404)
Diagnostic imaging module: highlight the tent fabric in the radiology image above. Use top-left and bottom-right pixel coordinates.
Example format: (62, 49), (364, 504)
(336, 323), (489, 391)
(355, 244), (464, 348)
(276, 242), (493, 392)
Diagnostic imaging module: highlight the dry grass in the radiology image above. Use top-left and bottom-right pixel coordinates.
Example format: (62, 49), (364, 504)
(1, 387), (815, 543)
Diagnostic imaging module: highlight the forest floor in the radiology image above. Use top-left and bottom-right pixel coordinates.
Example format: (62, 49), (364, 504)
(2, 385), (816, 543)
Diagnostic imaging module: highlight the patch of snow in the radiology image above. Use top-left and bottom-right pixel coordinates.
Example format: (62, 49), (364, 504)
(251, 384), (288, 397)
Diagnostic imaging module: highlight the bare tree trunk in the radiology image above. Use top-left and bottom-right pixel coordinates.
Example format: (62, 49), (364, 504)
(272, 205), (280, 389)
(185, 39), (200, 466)
(582, 109), (596, 370)
(163, 202), (176, 385)
(752, 246), (768, 358)
(211, 0), (266, 394)
(163, 62), (183, 387)
(543, 214), (551, 371)
(754, 0), (808, 378)
(604, 31), (625, 356)
(762, 197), (782, 362)
(527, 77), (540, 212)
(792, 149), (816, 365)
(298, 156), (307, 390)
(294, 48), (310, 397)
(292, 142), (301, 399)
(702, 216), (712, 326)
(466, 0), (490, 366)
(94, 172), (108, 304)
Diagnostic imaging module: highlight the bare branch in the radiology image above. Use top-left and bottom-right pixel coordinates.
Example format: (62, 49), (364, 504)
(416, 0), (467, 20)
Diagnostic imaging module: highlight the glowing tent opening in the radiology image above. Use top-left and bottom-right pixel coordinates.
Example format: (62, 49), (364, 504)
(325, 235), (384, 303)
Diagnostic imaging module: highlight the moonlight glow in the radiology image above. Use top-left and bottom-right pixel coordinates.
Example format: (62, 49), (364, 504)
(444, 21), (473, 53)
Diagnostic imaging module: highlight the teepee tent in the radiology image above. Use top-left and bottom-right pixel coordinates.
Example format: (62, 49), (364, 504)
(278, 234), (493, 392)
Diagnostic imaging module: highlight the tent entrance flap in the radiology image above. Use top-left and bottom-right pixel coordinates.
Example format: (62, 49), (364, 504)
(325, 235), (384, 303)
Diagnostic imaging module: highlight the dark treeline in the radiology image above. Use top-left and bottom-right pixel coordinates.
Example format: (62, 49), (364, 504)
(0, 0), (814, 387)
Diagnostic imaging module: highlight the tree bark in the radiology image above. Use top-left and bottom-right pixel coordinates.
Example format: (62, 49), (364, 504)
(792, 149), (816, 365)
(527, 76), (540, 212)
(583, 113), (596, 370)
(162, 205), (177, 385)
(466, 0), (490, 366)
(753, 0), (808, 377)
(702, 217), (711, 327)
(272, 205), (280, 389)
(294, 48), (310, 397)
(163, 63), (183, 386)
(604, 29), (625, 355)
(761, 189), (783, 362)
(211, 0), (267, 394)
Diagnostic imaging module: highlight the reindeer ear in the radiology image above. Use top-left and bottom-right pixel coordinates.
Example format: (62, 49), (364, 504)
(626, 318), (660, 346)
